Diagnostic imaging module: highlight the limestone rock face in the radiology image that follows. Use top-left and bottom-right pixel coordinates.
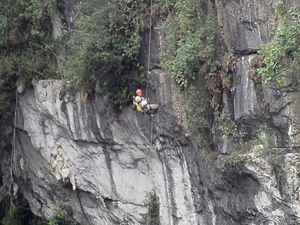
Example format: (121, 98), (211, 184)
(218, 0), (298, 54)
(13, 72), (300, 225)
(14, 75), (201, 225)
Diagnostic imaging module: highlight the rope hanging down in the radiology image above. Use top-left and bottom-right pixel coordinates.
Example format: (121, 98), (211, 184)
(147, 0), (154, 145)
(145, 0), (153, 100)
(10, 92), (18, 195)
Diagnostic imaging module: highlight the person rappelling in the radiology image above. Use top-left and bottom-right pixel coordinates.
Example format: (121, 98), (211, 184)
(132, 89), (158, 120)
(132, 0), (158, 125)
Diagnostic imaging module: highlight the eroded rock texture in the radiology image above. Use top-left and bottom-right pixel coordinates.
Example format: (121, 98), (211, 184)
(14, 75), (200, 224)
(12, 71), (300, 225)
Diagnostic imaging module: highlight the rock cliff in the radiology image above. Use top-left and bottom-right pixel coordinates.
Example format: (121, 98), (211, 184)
(2, 0), (300, 225)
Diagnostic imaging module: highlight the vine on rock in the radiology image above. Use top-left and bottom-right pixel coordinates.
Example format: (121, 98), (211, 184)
(63, 0), (150, 108)
(159, 0), (217, 87)
(257, 6), (300, 84)
(0, 0), (62, 125)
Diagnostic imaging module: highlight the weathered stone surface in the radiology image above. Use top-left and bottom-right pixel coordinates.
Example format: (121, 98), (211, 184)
(228, 54), (293, 146)
(14, 74), (200, 225)
(234, 56), (261, 120)
(233, 56), (262, 140)
(219, 0), (281, 54)
(11, 68), (300, 224)
(244, 152), (300, 225)
(51, 8), (62, 38)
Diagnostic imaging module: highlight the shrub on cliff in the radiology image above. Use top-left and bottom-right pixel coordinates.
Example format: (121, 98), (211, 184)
(257, 6), (300, 84)
(63, 0), (149, 107)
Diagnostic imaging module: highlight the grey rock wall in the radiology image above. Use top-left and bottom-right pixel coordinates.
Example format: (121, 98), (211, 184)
(218, 0), (300, 148)
(13, 72), (300, 225)
(14, 75), (200, 225)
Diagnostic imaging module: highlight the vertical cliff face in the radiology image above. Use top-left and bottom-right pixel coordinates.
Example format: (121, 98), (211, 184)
(3, 0), (300, 225)
(13, 75), (201, 225)
(220, 0), (300, 146)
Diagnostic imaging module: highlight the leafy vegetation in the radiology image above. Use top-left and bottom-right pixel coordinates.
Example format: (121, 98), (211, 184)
(256, 6), (300, 83)
(156, 0), (218, 149)
(230, 152), (244, 166)
(0, 199), (48, 225)
(64, 0), (150, 108)
(146, 191), (160, 225)
(185, 86), (209, 130)
(218, 111), (242, 138)
(184, 85), (212, 148)
(1, 202), (21, 225)
(0, 0), (218, 112)
(0, 0), (151, 112)
(229, 123), (275, 165)
(160, 0), (217, 87)
(0, 0), (62, 85)
(48, 205), (80, 225)
(0, 0), (62, 125)
(0, 200), (79, 225)
(249, 123), (275, 157)
(276, 3), (287, 19)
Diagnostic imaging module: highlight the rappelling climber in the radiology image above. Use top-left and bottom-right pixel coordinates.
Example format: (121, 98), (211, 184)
(132, 89), (158, 118)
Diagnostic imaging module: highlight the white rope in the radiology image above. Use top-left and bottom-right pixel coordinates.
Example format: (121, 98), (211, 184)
(10, 92), (18, 195)
(146, 0), (153, 99)
(150, 118), (153, 144)
(144, 0), (155, 146)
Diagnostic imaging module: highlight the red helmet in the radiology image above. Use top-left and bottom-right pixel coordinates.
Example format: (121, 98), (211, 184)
(136, 89), (142, 95)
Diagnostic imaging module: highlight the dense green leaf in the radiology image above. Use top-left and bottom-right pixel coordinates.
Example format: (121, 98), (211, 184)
(257, 6), (300, 83)
(63, 0), (149, 108)
(160, 0), (217, 86)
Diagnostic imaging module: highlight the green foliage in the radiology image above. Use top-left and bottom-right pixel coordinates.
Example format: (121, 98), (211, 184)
(0, 199), (48, 225)
(0, 0), (62, 124)
(257, 7), (300, 83)
(218, 110), (246, 155)
(229, 123), (278, 165)
(230, 152), (243, 166)
(1, 202), (20, 225)
(0, 0), (62, 85)
(48, 205), (80, 225)
(0, 199), (80, 225)
(207, 59), (220, 78)
(277, 3), (287, 19)
(64, 0), (149, 107)
(185, 86), (208, 129)
(184, 85), (212, 148)
(269, 148), (281, 165)
(218, 111), (241, 137)
(249, 123), (275, 158)
(146, 191), (160, 225)
(160, 0), (217, 87)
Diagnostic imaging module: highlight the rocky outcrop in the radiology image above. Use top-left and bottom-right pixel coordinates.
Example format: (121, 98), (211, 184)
(13, 75), (202, 224)
(12, 69), (300, 225)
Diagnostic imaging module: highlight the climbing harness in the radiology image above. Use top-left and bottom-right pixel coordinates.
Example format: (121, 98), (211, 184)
(132, 0), (155, 145)
(133, 0), (153, 113)
(132, 97), (142, 112)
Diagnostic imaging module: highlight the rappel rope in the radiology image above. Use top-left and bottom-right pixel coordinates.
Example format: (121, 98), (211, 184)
(10, 92), (18, 195)
(150, 117), (153, 144)
(145, 0), (152, 100)
(147, 0), (154, 146)
(146, 1), (159, 221)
